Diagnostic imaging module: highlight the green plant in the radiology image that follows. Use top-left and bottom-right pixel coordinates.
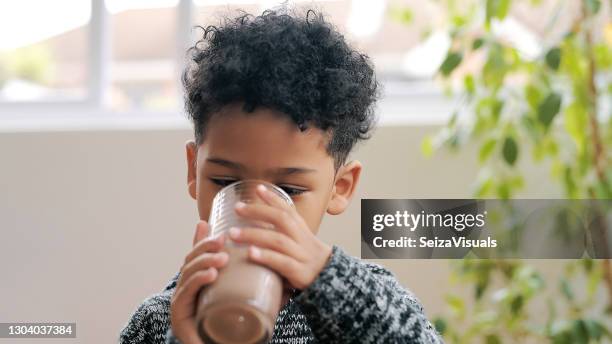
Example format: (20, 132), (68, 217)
(0, 44), (53, 88)
(395, 0), (612, 342)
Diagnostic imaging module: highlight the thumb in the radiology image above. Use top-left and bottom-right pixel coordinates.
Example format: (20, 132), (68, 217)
(192, 220), (209, 247)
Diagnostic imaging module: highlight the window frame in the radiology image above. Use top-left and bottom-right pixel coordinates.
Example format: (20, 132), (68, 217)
(0, 0), (453, 130)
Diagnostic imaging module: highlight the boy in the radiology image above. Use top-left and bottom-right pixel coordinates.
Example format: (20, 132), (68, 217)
(119, 7), (443, 344)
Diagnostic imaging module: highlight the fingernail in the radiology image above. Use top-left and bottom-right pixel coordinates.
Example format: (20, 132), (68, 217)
(250, 246), (261, 259)
(235, 201), (246, 209)
(229, 227), (240, 239)
(257, 184), (267, 193)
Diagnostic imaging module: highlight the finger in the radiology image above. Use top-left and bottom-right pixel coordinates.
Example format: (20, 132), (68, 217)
(228, 227), (306, 262)
(172, 323), (203, 344)
(247, 246), (304, 289)
(248, 183), (308, 239)
(255, 183), (294, 212)
(172, 267), (218, 317)
(177, 252), (229, 288)
(235, 202), (301, 241)
(171, 323), (203, 344)
(255, 184), (312, 240)
(184, 234), (226, 265)
(192, 220), (209, 247)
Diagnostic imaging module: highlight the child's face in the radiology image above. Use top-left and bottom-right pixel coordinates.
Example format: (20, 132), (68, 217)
(185, 102), (362, 235)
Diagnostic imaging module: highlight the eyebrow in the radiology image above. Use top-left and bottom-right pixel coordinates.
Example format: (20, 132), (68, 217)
(206, 157), (317, 176)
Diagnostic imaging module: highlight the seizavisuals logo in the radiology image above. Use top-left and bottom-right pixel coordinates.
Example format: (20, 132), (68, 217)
(370, 235), (497, 249)
(361, 199), (612, 259)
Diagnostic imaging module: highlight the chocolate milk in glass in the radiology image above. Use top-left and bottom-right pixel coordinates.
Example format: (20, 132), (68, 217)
(195, 180), (294, 344)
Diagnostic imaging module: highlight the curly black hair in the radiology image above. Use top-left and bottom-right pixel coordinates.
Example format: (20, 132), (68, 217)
(182, 6), (380, 172)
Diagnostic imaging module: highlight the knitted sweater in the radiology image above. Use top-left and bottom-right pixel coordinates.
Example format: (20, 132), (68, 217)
(119, 245), (444, 343)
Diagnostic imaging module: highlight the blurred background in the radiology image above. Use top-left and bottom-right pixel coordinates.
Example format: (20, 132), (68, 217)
(0, 0), (610, 343)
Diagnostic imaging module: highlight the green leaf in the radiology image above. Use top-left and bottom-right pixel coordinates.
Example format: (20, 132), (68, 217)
(585, 0), (601, 14)
(560, 278), (574, 301)
(479, 138), (497, 163)
(440, 51), (463, 76)
(564, 102), (587, 153)
(525, 83), (542, 110)
(563, 166), (579, 198)
(491, 99), (503, 123)
(537, 92), (562, 129)
(594, 178), (612, 199)
(485, 334), (501, 344)
(421, 135), (434, 157)
(542, 136), (559, 157)
(474, 177), (495, 197)
(486, 0), (511, 25)
(389, 6), (414, 24)
(582, 258), (593, 272)
(445, 294), (466, 317)
(474, 97), (504, 136)
(502, 136), (518, 166)
(510, 294), (524, 315)
(572, 319), (589, 344)
(472, 38), (485, 50)
(497, 181), (511, 199)
(464, 74), (476, 94)
(451, 15), (467, 27)
(475, 269), (491, 299)
(433, 317), (447, 335)
(509, 174), (525, 190)
(521, 112), (541, 141)
(545, 47), (561, 70)
(497, 0), (511, 18)
(560, 37), (588, 82)
(482, 43), (507, 89)
(583, 319), (611, 340)
(594, 43), (612, 68)
(586, 265), (602, 297)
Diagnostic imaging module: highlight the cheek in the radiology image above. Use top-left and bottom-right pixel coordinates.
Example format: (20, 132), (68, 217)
(293, 192), (329, 234)
(196, 179), (218, 222)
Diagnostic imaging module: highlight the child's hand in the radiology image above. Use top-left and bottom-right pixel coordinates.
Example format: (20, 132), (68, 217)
(228, 184), (333, 290)
(169, 221), (228, 344)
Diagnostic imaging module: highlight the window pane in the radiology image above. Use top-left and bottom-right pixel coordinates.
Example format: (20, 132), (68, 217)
(191, 0), (425, 79)
(0, 0), (90, 102)
(193, 1), (263, 34)
(107, 0), (179, 111)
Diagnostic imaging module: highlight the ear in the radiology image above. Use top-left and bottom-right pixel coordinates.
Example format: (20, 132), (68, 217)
(186, 140), (197, 200)
(327, 160), (362, 215)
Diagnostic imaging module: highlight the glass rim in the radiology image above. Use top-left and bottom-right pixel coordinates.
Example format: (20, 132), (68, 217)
(214, 179), (294, 205)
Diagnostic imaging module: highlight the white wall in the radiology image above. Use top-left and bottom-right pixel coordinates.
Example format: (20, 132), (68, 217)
(0, 124), (561, 343)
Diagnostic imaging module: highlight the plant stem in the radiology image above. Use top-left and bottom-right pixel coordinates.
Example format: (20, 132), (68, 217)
(581, 1), (612, 306)
(583, 13), (607, 186)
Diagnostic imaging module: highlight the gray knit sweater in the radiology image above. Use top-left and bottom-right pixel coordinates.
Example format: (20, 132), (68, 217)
(119, 245), (444, 343)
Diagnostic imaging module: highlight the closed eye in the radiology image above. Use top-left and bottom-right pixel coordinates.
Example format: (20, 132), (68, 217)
(209, 178), (238, 188)
(208, 178), (306, 197)
(277, 185), (306, 196)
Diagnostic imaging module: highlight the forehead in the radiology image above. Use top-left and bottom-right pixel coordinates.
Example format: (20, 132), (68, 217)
(199, 104), (333, 170)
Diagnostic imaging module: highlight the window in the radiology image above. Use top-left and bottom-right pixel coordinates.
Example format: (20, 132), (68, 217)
(0, 0), (91, 102)
(5, 0), (600, 125)
(107, 0), (181, 111)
